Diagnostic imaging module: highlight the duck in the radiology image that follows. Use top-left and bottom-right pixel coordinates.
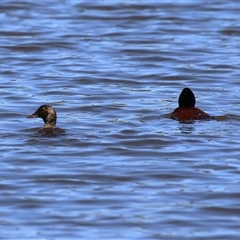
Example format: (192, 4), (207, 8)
(27, 105), (66, 136)
(171, 88), (213, 122)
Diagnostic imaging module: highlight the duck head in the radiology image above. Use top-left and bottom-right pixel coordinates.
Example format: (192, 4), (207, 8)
(178, 87), (196, 108)
(27, 105), (57, 128)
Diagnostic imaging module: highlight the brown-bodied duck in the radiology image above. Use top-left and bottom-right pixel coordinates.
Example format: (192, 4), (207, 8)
(171, 88), (213, 122)
(27, 105), (66, 136)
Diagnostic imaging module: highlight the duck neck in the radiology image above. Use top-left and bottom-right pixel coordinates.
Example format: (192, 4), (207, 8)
(43, 115), (57, 128)
(43, 122), (56, 128)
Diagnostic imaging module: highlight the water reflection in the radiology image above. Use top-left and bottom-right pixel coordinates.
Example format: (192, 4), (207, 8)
(178, 124), (195, 134)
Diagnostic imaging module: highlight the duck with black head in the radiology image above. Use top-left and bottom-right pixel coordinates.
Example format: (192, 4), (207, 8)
(27, 105), (66, 136)
(171, 88), (213, 122)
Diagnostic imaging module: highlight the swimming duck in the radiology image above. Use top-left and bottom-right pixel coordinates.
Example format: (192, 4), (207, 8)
(171, 88), (213, 122)
(27, 105), (66, 136)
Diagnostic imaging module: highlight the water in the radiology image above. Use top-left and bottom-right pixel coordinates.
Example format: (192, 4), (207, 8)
(1, 0), (240, 239)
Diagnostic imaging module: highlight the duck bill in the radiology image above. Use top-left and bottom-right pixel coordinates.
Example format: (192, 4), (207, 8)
(26, 111), (39, 118)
